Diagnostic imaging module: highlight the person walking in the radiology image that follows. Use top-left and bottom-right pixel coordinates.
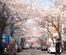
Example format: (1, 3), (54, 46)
(55, 39), (61, 55)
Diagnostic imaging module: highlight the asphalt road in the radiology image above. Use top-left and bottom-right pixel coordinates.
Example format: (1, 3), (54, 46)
(17, 49), (66, 55)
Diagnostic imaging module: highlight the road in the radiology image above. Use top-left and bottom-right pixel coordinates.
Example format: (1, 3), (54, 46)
(17, 49), (66, 55)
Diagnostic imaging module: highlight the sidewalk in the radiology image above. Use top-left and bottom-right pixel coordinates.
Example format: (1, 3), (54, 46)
(64, 51), (66, 53)
(62, 51), (66, 54)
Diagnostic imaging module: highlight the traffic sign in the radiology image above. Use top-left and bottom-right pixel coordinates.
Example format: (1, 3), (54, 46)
(11, 17), (14, 21)
(10, 24), (14, 27)
(45, 34), (47, 37)
(47, 42), (49, 44)
(57, 35), (59, 39)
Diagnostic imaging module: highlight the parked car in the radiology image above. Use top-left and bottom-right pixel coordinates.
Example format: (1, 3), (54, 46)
(31, 46), (35, 49)
(23, 43), (30, 49)
(2, 34), (17, 55)
(41, 45), (47, 51)
(17, 44), (22, 52)
(48, 45), (61, 53)
(31, 44), (36, 49)
(37, 44), (41, 49)
(37, 47), (41, 49)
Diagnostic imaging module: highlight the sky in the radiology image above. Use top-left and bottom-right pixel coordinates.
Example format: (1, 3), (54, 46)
(25, 0), (51, 8)
(40, 0), (50, 8)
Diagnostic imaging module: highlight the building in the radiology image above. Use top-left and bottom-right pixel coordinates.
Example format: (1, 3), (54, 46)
(59, 0), (66, 50)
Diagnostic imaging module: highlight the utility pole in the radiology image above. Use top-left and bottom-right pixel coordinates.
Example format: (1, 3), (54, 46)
(18, 35), (19, 44)
(0, 21), (2, 42)
(0, 21), (3, 52)
(0, 22), (1, 34)
(0, 21), (2, 41)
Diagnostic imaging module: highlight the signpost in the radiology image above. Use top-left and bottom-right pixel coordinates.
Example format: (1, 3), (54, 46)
(45, 34), (48, 42)
(10, 23), (14, 37)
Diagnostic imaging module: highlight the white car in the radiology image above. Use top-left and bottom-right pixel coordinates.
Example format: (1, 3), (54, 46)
(48, 45), (61, 53)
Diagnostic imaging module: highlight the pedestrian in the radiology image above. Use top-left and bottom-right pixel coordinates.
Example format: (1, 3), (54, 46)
(55, 39), (61, 55)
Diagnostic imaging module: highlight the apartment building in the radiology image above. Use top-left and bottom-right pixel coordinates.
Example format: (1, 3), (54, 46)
(60, 0), (66, 50)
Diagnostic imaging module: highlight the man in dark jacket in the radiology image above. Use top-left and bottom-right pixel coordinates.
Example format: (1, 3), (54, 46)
(55, 39), (61, 55)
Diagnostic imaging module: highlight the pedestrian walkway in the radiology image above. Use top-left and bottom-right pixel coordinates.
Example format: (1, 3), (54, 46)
(17, 49), (66, 55)
(64, 51), (66, 54)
